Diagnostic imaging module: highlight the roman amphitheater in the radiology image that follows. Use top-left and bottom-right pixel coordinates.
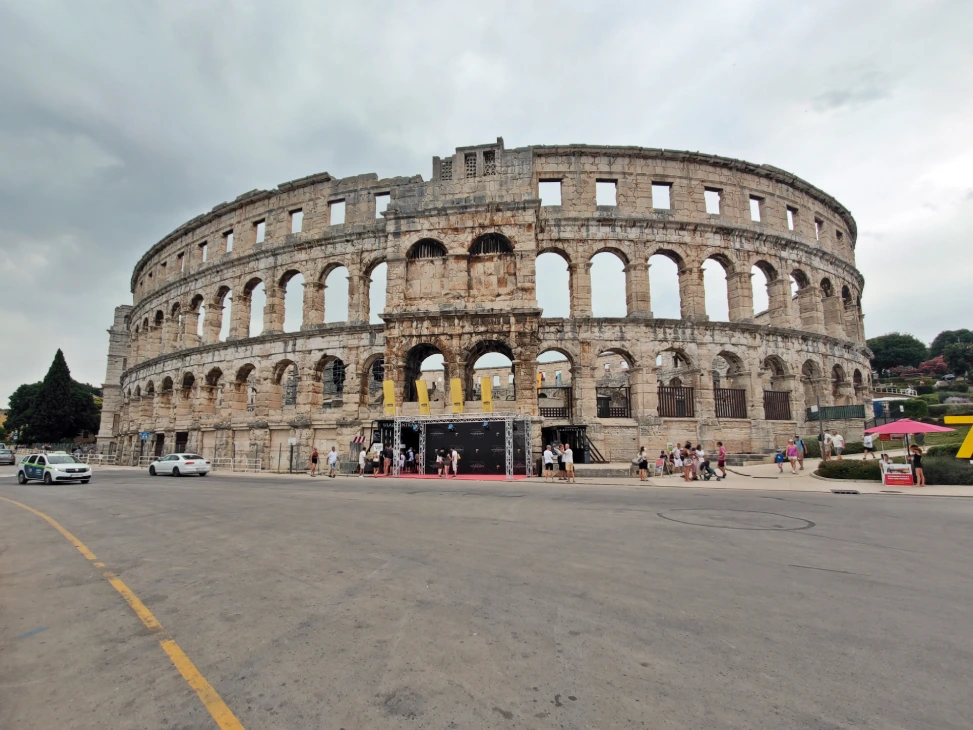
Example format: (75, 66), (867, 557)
(96, 139), (871, 470)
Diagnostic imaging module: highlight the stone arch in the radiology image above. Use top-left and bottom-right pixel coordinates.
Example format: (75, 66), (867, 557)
(535, 249), (571, 318)
(702, 254), (734, 322)
(279, 269), (305, 332)
(145, 380), (156, 396)
(240, 276), (266, 337)
(841, 284), (852, 304)
(322, 264), (350, 323)
(801, 358), (825, 406)
(711, 350), (746, 388)
(469, 232), (514, 255)
(405, 240), (447, 304)
(160, 376), (173, 393)
(361, 353), (386, 407)
(820, 277), (835, 298)
(790, 269), (810, 297)
(536, 348), (574, 416)
(231, 363), (258, 413)
(314, 355), (346, 407)
(404, 342), (451, 402)
(154, 310), (164, 326)
(465, 339), (516, 401)
(655, 346), (695, 417)
(648, 249), (685, 320)
(181, 371), (196, 390)
(712, 350), (750, 418)
(271, 359), (300, 409)
(213, 285), (232, 342)
(590, 249), (628, 317)
(364, 258), (387, 324)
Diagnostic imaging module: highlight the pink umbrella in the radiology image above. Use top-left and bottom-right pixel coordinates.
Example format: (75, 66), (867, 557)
(864, 419), (954, 435)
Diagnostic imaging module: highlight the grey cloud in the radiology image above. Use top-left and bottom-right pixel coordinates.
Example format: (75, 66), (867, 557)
(812, 85), (890, 112)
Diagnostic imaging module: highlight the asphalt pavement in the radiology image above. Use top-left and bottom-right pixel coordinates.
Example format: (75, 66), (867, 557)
(2, 466), (972, 729)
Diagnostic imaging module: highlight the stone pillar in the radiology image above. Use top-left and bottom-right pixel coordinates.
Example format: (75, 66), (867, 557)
(627, 365), (648, 418)
(821, 296), (845, 337)
(692, 368), (714, 419)
(767, 278), (795, 329)
(624, 261), (651, 318)
(726, 271), (754, 323)
(445, 254), (469, 303)
(678, 265), (708, 321)
(843, 301), (862, 342)
(302, 281), (324, 329)
(263, 285), (285, 334)
(569, 262), (592, 317)
(229, 293), (249, 340)
(347, 273), (369, 324)
(183, 310), (201, 349)
(382, 256), (405, 315)
(203, 302), (223, 345)
(795, 286), (825, 334)
(513, 359), (538, 416)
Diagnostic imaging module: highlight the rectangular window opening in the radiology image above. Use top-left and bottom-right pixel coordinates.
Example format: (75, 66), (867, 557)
(177, 252), (185, 272)
(374, 193), (390, 219)
(786, 206), (797, 231)
(814, 217), (823, 240)
(835, 229), (844, 242)
(465, 153), (477, 178)
(704, 188), (722, 215)
(441, 159), (453, 180)
(483, 150), (496, 176)
(254, 220), (265, 244)
(596, 180), (617, 206)
(199, 241), (208, 263)
(651, 183), (672, 210)
(330, 200), (345, 225)
(538, 180), (562, 206)
(749, 195), (763, 222)
(224, 231), (234, 253)
(290, 209), (303, 233)
(492, 375), (500, 386)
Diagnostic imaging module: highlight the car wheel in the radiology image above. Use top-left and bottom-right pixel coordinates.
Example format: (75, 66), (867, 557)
(81, 479), (90, 484)
(149, 465), (156, 476)
(17, 471), (27, 484)
(172, 467), (181, 477)
(43, 472), (53, 485)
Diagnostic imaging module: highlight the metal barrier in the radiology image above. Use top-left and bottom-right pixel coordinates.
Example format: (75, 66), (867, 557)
(137, 456), (155, 467)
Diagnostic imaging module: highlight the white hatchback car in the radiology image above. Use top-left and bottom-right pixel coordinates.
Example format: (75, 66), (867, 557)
(148, 453), (211, 477)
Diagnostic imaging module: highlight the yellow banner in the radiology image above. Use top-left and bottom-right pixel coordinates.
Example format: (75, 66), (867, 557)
(944, 415), (973, 458)
(450, 378), (464, 414)
(536, 372), (543, 390)
(480, 377), (493, 412)
(383, 379), (396, 416)
(415, 379), (431, 415)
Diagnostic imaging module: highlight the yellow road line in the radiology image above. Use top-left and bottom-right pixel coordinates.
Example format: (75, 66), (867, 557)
(0, 495), (245, 730)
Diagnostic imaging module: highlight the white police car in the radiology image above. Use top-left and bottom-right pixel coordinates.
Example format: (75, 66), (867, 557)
(17, 452), (92, 484)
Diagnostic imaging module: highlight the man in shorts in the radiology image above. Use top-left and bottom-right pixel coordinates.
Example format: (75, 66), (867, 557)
(793, 435), (806, 470)
(862, 432), (876, 459)
(327, 446), (338, 478)
(831, 431), (845, 460)
(543, 444), (555, 482)
(562, 443), (575, 483)
(822, 430), (833, 461)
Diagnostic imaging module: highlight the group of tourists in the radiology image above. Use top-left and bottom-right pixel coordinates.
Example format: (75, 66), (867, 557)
(644, 441), (727, 483)
(542, 442), (576, 482)
(307, 446), (339, 478)
(818, 429), (848, 461)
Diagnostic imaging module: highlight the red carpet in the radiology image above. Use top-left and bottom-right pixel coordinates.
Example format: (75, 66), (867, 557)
(373, 473), (528, 481)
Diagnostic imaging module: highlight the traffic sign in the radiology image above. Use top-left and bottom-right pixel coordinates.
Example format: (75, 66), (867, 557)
(140, 431), (151, 441)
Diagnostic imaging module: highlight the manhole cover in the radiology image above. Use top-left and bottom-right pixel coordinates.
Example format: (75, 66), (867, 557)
(657, 508), (815, 531)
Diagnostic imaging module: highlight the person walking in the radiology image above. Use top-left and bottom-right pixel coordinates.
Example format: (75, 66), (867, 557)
(562, 443), (576, 483)
(450, 447), (459, 477)
(637, 446), (648, 481)
(910, 444), (925, 486)
(327, 446), (338, 478)
(358, 447), (367, 477)
(555, 443), (566, 481)
(793, 435), (806, 470)
(785, 439), (800, 475)
(543, 445), (555, 482)
(775, 449), (786, 473)
(371, 446), (381, 477)
(406, 447), (415, 473)
(383, 444), (392, 475)
(819, 430), (831, 461)
(436, 449), (444, 477)
(862, 432), (876, 459)
(682, 445), (693, 483)
(831, 431), (845, 460)
(716, 441), (727, 479)
(309, 446), (319, 477)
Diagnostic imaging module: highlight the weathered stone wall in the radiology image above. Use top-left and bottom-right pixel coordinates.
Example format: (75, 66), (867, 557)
(99, 139), (871, 465)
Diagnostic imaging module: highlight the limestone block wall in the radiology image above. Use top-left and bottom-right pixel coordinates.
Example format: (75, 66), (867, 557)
(99, 139), (871, 465)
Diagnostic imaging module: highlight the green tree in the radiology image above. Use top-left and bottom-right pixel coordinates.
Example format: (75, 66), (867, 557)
(867, 333), (928, 372)
(929, 329), (973, 358)
(943, 342), (973, 377)
(29, 350), (100, 442)
(4, 382), (42, 442)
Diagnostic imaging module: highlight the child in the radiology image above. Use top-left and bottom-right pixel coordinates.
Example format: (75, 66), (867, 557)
(774, 449), (786, 473)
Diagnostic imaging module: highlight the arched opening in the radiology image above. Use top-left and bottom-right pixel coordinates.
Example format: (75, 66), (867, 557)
(189, 294), (205, 340)
(702, 256), (731, 322)
(801, 359), (824, 408)
(590, 250), (627, 317)
(202, 367), (223, 412)
(841, 285), (852, 305)
(469, 232), (513, 256)
(405, 344), (448, 403)
(159, 377), (173, 414)
(405, 240), (446, 303)
(368, 262), (388, 324)
(712, 352), (748, 418)
(831, 364), (848, 403)
(169, 303), (183, 350)
(323, 266), (349, 323)
(272, 360), (299, 409)
(244, 278), (266, 337)
(535, 251), (570, 318)
(649, 252), (682, 319)
(315, 356), (346, 408)
(280, 270), (305, 333)
(181, 372), (196, 390)
(361, 355), (385, 407)
(597, 349), (635, 418)
(656, 347), (694, 418)
(821, 277), (835, 298)
(217, 287), (232, 342)
(233, 364), (257, 413)
(751, 261), (776, 318)
(790, 269), (809, 298)
(761, 356), (793, 420)
(537, 349), (573, 418)
(467, 340), (515, 404)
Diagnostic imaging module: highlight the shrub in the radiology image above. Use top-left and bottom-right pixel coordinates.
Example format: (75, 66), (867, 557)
(950, 383), (969, 393)
(926, 444), (960, 458)
(938, 391), (971, 403)
(928, 404), (973, 418)
(944, 397), (971, 404)
(815, 460), (882, 481)
(902, 399), (929, 419)
(923, 457), (973, 486)
(919, 393), (940, 404)
(916, 385), (936, 395)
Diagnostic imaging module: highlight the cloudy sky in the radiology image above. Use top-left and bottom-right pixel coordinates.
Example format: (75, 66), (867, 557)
(1, 0), (971, 405)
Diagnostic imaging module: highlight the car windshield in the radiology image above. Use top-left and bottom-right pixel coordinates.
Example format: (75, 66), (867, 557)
(48, 455), (82, 464)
